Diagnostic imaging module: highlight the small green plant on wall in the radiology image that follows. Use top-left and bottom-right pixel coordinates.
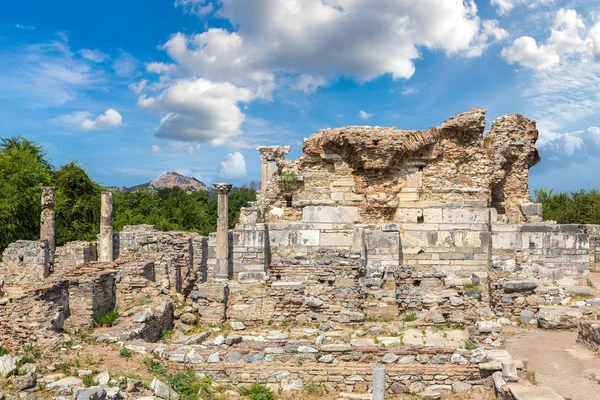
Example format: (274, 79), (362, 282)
(280, 171), (299, 192)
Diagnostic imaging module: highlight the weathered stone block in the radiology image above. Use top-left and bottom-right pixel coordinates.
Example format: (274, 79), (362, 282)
(302, 206), (360, 223)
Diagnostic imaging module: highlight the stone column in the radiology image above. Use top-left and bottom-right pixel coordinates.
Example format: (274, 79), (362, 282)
(257, 146), (291, 191)
(213, 183), (232, 280)
(40, 186), (56, 269)
(99, 192), (113, 262)
(372, 365), (386, 400)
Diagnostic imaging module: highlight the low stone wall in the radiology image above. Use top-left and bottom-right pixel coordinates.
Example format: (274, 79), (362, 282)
(59, 264), (118, 329)
(114, 225), (206, 295)
(1, 240), (50, 282)
(55, 241), (97, 271)
(577, 320), (600, 352)
(0, 282), (69, 350)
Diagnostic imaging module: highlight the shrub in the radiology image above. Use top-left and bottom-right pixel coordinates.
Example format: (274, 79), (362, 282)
(402, 312), (417, 322)
(0, 346), (8, 356)
(119, 347), (132, 358)
(159, 329), (174, 342)
(54, 362), (71, 375)
(279, 172), (299, 192)
(94, 308), (120, 327)
(238, 383), (275, 400)
(463, 340), (476, 350)
(305, 382), (327, 396)
(168, 369), (202, 400)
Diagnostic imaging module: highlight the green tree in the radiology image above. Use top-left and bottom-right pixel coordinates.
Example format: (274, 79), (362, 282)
(0, 136), (53, 252)
(534, 188), (600, 224)
(228, 188), (256, 228)
(54, 162), (101, 245)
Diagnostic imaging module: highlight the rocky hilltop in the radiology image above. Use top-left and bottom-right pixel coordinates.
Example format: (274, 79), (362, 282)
(147, 171), (209, 193)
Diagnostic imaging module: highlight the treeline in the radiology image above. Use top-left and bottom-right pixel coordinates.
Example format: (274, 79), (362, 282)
(534, 188), (600, 224)
(0, 136), (255, 255)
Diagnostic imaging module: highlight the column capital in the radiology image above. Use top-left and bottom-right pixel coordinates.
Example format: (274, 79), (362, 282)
(213, 182), (233, 194)
(257, 146), (291, 161)
(41, 186), (55, 208)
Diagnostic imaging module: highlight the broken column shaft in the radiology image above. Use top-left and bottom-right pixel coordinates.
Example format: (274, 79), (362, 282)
(40, 186), (56, 270)
(257, 146), (291, 191)
(99, 192), (113, 262)
(213, 183), (232, 280)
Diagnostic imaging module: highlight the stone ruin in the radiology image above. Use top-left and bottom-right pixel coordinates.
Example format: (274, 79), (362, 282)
(2, 108), (600, 399)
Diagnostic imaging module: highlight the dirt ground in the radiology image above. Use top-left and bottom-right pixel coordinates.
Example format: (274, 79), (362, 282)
(505, 328), (600, 400)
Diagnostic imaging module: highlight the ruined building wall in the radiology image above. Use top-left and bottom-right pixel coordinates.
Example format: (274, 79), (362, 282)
(113, 225), (207, 295)
(1, 240), (50, 283)
(54, 240), (98, 271)
(256, 109), (539, 225)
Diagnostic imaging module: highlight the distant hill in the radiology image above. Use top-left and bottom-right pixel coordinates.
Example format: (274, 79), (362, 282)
(127, 172), (212, 194)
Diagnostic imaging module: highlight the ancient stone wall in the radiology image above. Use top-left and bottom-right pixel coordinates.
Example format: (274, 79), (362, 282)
(255, 109), (539, 225)
(114, 225), (207, 295)
(55, 241), (98, 271)
(58, 265), (118, 329)
(1, 240), (50, 283)
(489, 224), (590, 317)
(0, 282), (69, 350)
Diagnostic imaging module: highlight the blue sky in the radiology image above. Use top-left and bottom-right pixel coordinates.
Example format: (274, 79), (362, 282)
(1, 0), (599, 192)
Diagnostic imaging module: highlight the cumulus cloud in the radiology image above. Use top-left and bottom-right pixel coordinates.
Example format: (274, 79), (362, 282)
(53, 109), (122, 131)
(359, 111), (372, 120)
(138, 78), (256, 144)
(538, 126), (600, 158)
(138, 0), (503, 143)
(81, 109), (122, 130)
(218, 152), (247, 179)
(501, 8), (598, 69)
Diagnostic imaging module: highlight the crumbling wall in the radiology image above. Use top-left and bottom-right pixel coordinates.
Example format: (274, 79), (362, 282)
(114, 225), (206, 295)
(1, 240), (50, 283)
(489, 224), (590, 317)
(55, 241), (98, 271)
(59, 265), (118, 329)
(254, 109), (539, 225)
(0, 282), (69, 350)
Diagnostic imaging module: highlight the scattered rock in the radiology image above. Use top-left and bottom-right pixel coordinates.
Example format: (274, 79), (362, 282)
(13, 372), (36, 390)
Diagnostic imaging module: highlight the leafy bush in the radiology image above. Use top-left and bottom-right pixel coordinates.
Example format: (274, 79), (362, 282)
(82, 374), (95, 387)
(94, 309), (120, 327)
(119, 347), (132, 358)
(0, 346), (8, 356)
(168, 369), (203, 400)
(238, 383), (275, 400)
(159, 329), (174, 342)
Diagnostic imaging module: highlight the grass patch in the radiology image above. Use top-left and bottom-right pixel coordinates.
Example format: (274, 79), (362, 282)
(168, 369), (203, 400)
(402, 312), (418, 322)
(54, 362), (71, 376)
(16, 356), (35, 368)
(82, 374), (95, 387)
(143, 358), (166, 376)
(238, 383), (275, 400)
(0, 347), (8, 356)
(119, 347), (132, 358)
(526, 370), (537, 385)
(588, 278), (595, 288)
(94, 308), (120, 327)
(304, 382), (327, 396)
(159, 329), (174, 342)
(463, 340), (476, 351)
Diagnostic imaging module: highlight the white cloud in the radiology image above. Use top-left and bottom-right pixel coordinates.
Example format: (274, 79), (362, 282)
(359, 110), (372, 120)
(401, 87), (419, 96)
(491, 0), (554, 16)
(174, 0), (214, 16)
(0, 37), (100, 107)
(501, 9), (599, 70)
(129, 79), (147, 94)
(138, 78), (256, 144)
(152, 145), (161, 152)
(218, 152), (247, 179)
(146, 62), (176, 74)
(538, 126), (600, 156)
(139, 0), (503, 143)
(112, 51), (138, 77)
(53, 109), (122, 131)
(79, 49), (107, 63)
(501, 37), (560, 69)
